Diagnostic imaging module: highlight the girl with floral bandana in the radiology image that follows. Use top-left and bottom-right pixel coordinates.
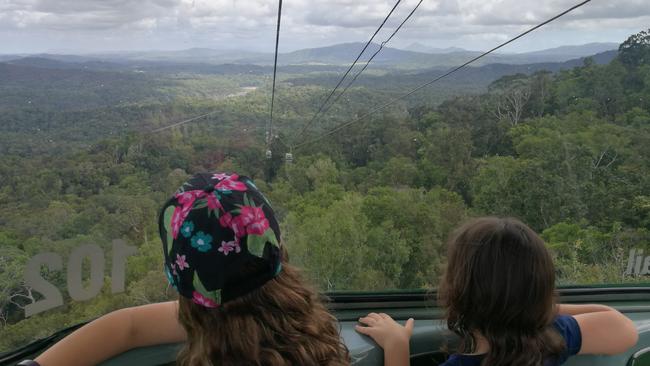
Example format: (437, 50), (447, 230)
(32, 172), (350, 366)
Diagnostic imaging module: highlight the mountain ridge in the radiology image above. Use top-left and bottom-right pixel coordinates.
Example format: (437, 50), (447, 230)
(0, 42), (620, 69)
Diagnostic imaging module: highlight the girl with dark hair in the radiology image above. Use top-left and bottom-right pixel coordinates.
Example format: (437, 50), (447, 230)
(357, 217), (638, 366)
(28, 172), (350, 366)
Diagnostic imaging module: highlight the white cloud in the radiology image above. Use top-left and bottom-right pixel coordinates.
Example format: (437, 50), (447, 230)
(0, 0), (648, 53)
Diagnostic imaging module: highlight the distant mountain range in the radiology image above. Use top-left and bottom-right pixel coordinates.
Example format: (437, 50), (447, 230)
(520, 43), (620, 58)
(403, 43), (472, 54)
(0, 42), (620, 70)
(403, 42), (619, 58)
(286, 50), (619, 94)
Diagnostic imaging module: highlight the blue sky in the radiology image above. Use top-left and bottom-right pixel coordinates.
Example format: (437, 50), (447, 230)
(0, 0), (648, 54)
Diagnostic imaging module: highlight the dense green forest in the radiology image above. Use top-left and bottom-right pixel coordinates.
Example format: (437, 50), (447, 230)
(1, 29), (649, 352)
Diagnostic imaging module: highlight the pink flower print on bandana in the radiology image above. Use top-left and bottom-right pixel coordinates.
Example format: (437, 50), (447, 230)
(237, 206), (270, 236)
(230, 217), (247, 238)
(211, 173), (231, 181)
(176, 190), (205, 207)
(219, 211), (245, 239)
(192, 291), (219, 308)
(206, 192), (223, 211)
(215, 174), (247, 192)
(170, 205), (192, 239)
(219, 212), (233, 228)
(175, 254), (190, 271)
(218, 240), (241, 256)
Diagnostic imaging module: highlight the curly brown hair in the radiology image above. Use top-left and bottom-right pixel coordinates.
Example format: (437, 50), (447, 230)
(438, 217), (565, 366)
(176, 262), (350, 366)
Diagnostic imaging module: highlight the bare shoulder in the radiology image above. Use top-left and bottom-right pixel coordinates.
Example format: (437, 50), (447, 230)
(129, 301), (179, 314)
(128, 301), (187, 347)
(575, 308), (638, 355)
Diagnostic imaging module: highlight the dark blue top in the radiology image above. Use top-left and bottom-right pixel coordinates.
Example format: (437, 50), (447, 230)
(440, 315), (582, 366)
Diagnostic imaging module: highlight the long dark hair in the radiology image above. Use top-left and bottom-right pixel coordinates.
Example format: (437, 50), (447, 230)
(438, 217), (565, 366)
(176, 260), (350, 366)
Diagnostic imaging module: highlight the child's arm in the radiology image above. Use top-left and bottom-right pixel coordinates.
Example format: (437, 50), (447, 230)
(558, 304), (638, 355)
(355, 312), (414, 366)
(34, 301), (186, 366)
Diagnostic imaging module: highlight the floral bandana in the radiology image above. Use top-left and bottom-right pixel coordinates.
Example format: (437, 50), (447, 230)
(159, 172), (282, 308)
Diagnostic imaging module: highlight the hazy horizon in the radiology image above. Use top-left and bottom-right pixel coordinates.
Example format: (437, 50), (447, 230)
(0, 40), (623, 57)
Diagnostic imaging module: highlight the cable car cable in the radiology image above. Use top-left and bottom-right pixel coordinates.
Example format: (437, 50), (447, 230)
(268, 0), (283, 150)
(153, 0), (285, 156)
(292, 0), (593, 150)
(150, 111), (220, 133)
(151, 0), (284, 137)
(294, 0), (403, 142)
(295, 0), (424, 140)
